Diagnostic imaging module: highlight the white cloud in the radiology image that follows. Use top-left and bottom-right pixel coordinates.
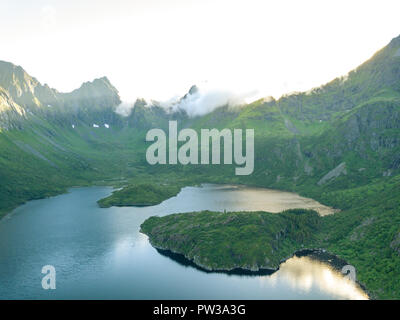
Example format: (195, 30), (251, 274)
(2, 0), (400, 107)
(115, 101), (135, 117)
(144, 83), (259, 117)
(170, 87), (255, 117)
(40, 5), (57, 30)
(115, 83), (259, 117)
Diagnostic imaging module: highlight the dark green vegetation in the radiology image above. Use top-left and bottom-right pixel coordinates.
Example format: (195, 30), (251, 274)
(1, 35), (400, 298)
(314, 175), (400, 299)
(97, 183), (181, 207)
(141, 209), (321, 271)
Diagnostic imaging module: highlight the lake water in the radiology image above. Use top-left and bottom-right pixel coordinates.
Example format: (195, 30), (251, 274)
(0, 184), (367, 299)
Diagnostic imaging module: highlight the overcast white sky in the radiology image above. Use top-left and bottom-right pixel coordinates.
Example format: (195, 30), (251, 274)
(1, 0), (399, 103)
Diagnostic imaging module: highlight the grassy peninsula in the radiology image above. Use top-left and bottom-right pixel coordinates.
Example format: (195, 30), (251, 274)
(98, 183), (181, 207)
(141, 209), (321, 271)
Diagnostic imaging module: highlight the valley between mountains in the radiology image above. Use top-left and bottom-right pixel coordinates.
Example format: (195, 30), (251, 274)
(1, 35), (400, 298)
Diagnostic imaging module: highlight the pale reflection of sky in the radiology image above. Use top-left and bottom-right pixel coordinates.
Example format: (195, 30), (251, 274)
(260, 256), (368, 300)
(0, 185), (367, 299)
(198, 184), (337, 216)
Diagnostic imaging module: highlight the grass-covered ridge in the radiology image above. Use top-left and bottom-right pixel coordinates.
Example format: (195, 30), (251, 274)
(98, 183), (181, 207)
(141, 209), (321, 271)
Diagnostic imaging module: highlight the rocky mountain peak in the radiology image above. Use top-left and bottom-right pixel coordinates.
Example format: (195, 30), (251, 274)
(180, 84), (199, 102)
(0, 61), (41, 104)
(188, 84), (199, 95)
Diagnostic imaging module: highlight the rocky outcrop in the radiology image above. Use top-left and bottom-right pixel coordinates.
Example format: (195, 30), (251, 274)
(0, 86), (26, 129)
(317, 162), (347, 185)
(284, 118), (300, 135)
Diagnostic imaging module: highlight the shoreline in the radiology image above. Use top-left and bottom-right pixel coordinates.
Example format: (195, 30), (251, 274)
(0, 178), (340, 220)
(0, 183), (116, 221)
(1, 183), (370, 298)
(148, 239), (371, 298)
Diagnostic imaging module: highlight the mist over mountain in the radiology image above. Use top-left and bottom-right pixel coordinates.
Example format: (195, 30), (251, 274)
(2, 34), (400, 130)
(115, 83), (256, 119)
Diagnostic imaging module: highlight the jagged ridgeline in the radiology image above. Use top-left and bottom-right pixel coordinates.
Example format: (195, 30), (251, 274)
(0, 35), (400, 298)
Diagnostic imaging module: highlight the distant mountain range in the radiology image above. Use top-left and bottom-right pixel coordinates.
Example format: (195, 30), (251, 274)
(2, 34), (400, 128)
(1, 33), (399, 215)
(1, 34), (400, 215)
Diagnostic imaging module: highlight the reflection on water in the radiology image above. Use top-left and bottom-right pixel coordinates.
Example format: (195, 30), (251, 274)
(200, 184), (337, 216)
(0, 185), (364, 299)
(156, 247), (368, 300)
(267, 256), (368, 300)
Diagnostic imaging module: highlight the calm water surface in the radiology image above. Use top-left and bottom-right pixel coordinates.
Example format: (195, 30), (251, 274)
(0, 184), (367, 299)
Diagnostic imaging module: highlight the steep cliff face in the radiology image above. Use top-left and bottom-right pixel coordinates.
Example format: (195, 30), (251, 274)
(0, 61), (59, 111)
(0, 86), (26, 129)
(302, 97), (400, 186)
(0, 61), (122, 128)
